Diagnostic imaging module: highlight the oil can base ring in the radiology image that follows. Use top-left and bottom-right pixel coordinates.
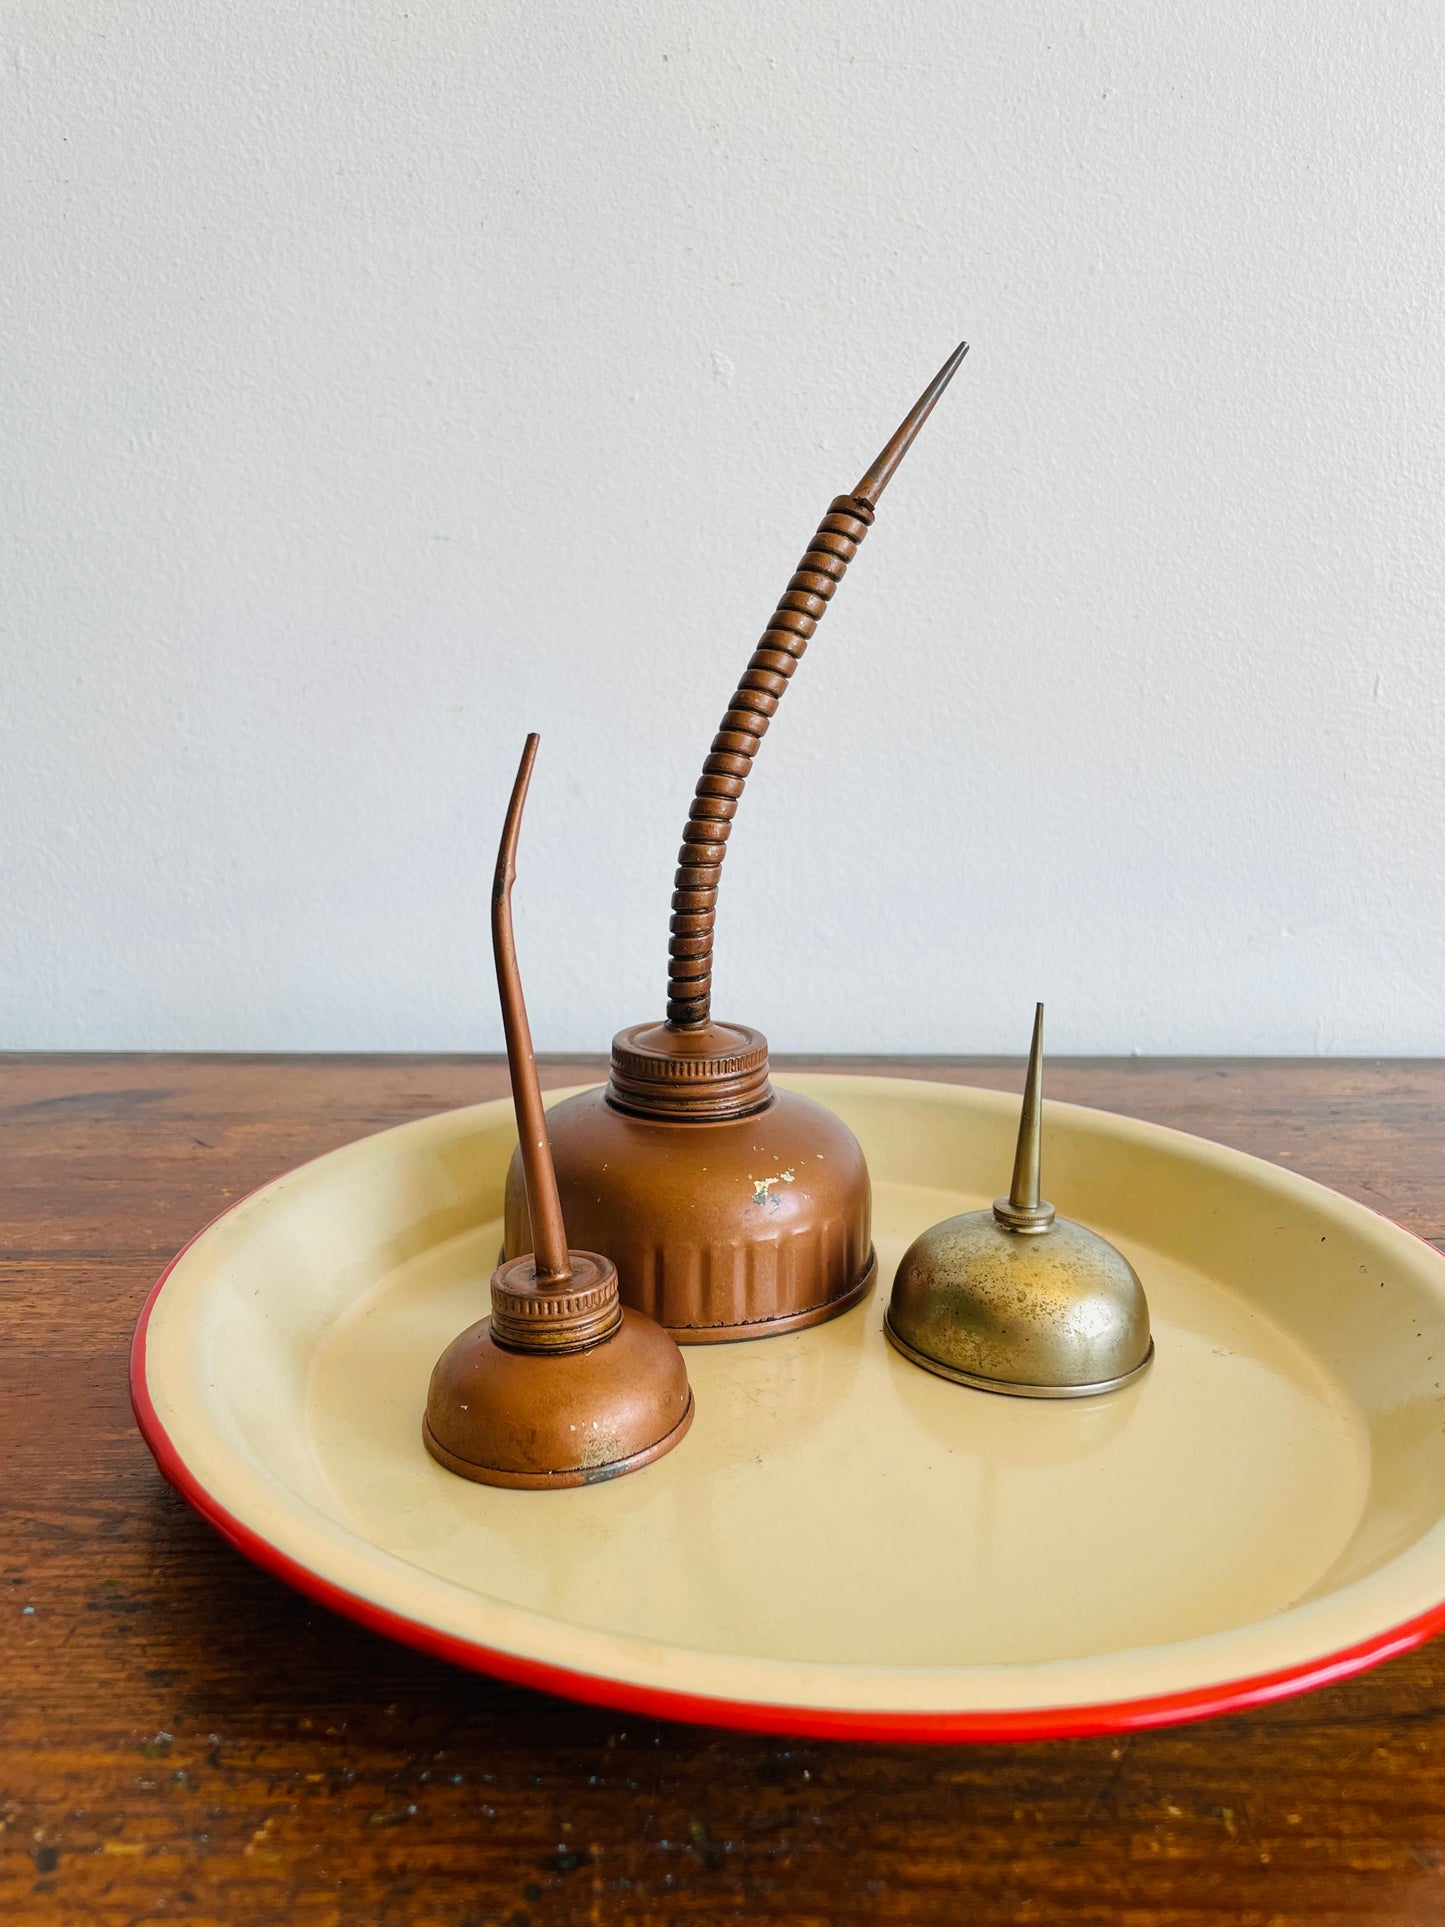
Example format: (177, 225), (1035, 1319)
(882, 1316), (1155, 1399)
(422, 1393), (694, 1489)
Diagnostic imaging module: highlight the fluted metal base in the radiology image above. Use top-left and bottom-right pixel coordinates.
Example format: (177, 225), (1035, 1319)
(665, 1248), (877, 1345)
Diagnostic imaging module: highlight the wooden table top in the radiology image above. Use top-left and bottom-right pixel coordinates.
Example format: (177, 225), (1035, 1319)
(4, 1052), (1445, 1926)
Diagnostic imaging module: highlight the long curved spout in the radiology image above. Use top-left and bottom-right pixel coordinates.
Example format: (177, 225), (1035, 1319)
(492, 733), (572, 1285)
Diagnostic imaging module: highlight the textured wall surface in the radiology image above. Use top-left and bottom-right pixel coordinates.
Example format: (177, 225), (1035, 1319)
(4, 1), (1443, 1053)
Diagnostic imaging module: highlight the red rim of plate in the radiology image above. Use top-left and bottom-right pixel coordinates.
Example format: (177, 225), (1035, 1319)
(130, 1200), (1445, 1743)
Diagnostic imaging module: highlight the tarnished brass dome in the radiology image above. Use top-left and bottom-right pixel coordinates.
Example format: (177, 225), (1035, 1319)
(886, 1006), (1153, 1398)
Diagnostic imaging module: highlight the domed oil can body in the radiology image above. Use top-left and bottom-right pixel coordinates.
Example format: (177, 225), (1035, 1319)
(504, 1085), (875, 1342)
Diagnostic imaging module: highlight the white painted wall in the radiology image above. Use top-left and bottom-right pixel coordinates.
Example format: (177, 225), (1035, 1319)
(4, 1), (1443, 1055)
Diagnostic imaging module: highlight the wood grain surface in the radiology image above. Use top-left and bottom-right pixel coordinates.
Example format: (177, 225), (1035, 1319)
(3, 1052), (1445, 1927)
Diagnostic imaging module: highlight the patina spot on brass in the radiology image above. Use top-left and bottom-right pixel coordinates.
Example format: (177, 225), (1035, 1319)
(885, 1005), (1154, 1398)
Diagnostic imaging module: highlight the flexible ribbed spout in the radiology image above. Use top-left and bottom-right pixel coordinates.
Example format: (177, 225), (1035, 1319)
(664, 342), (969, 1029)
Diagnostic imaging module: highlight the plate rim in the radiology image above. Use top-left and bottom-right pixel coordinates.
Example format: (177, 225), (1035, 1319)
(130, 1074), (1445, 1742)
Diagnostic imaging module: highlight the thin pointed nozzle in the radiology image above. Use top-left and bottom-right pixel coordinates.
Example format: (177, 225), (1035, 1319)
(851, 340), (969, 509)
(995, 1003), (1056, 1233)
(492, 733), (573, 1286)
(1009, 1002), (1045, 1210)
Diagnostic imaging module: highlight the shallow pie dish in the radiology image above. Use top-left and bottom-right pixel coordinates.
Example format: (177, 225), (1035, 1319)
(131, 1074), (1445, 1741)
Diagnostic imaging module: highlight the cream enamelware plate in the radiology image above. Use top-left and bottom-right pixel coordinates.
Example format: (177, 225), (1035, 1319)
(132, 1075), (1445, 1741)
